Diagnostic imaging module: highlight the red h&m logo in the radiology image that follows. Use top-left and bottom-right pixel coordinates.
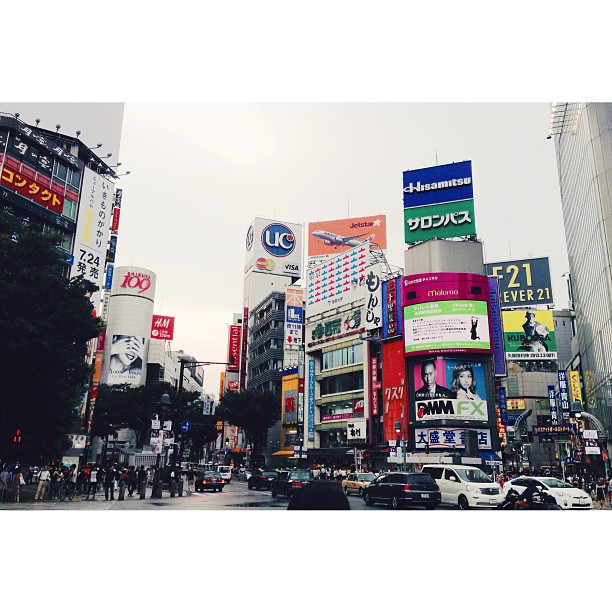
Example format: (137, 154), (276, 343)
(151, 315), (175, 340)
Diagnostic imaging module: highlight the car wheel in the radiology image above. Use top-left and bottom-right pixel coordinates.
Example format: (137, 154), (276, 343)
(359, 487), (364, 497)
(271, 488), (277, 498)
(344, 486), (349, 496)
(458, 495), (470, 510)
(391, 495), (401, 510)
(364, 492), (373, 506)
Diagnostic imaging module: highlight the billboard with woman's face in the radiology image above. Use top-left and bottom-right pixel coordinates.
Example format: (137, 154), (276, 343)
(411, 358), (489, 424)
(107, 335), (145, 385)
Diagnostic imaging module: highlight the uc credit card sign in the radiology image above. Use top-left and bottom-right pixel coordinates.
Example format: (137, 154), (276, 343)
(403, 160), (473, 208)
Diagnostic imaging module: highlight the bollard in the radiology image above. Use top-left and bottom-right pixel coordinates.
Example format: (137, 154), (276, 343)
(169, 479), (176, 497)
(139, 481), (146, 499)
(118, 480), (126, 501)
(178, 480), (184, 497)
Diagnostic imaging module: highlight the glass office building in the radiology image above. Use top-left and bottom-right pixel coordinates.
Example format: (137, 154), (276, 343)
(550, 103), (612, 436)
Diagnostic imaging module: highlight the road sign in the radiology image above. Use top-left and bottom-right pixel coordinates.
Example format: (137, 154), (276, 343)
(181, 420), (191, 433)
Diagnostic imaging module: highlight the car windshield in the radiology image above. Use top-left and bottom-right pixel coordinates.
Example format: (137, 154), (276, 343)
(262, 471), (277, 477)
(358, 474), (375, 482)
(290, 471), (311, 480)
(538, 478), (573, 489)
(455, 469), (493, 483)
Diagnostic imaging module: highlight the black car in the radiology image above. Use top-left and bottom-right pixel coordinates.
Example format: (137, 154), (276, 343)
(270, 469), (314, 499)
(195, 470), (225, 493)
(363, 472), (441, 509)
(248, 470), (278, 490)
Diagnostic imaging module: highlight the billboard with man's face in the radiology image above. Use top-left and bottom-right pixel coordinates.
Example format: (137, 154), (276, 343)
(411, 358), (489, 424)
(501, 309), (557, 361)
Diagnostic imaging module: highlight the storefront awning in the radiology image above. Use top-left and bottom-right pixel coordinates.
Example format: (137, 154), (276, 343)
(480, 451), (503, 465)
(271, 450), (295, 457)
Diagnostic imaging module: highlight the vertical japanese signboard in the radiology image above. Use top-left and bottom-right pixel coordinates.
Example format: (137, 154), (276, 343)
(569, 370), (583, 405)
(548, 385), (558, 424)
(557, 370), (570, 420)
(365, 264), (383, 331)
(308, 359), (316, 442)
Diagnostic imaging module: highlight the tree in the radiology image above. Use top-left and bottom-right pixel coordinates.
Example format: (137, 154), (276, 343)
(0, 211), (103, 463)
(217, 389), (280, 469)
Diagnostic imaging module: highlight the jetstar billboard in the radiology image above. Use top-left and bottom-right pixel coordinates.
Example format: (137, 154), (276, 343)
(410, 357), (489, 424)
(403, 272), (492, 356)
(308, 214), (387, 261)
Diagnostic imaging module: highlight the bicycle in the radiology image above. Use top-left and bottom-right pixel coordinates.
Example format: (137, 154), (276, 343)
(59, 480), (76, 502)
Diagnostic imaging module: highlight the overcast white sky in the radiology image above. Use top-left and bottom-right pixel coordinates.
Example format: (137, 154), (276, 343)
(6, 0), (609, 592)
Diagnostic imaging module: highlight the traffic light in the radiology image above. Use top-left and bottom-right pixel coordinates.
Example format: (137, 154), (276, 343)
(13, 429), (22, 443)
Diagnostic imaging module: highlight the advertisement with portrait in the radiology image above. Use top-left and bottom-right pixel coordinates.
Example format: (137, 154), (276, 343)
(411, 357), (489, 424)
(244, 217), (303, 279)
(485, 257), (553, 308)
(501, 309), (557, 360)
(308, 214), (387, 262)
(403, 272), (492, 356)
(306, 243), (370, 319)
(281, 368), (299, 426)
(107, 334), (146, 385)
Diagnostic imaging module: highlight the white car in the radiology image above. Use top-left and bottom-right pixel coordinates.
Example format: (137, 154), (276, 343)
(503, 476), (593, 509)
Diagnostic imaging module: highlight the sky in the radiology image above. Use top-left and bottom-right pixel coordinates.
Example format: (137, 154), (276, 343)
(6, 102), (569, 395)
(5, 1), (609, 599)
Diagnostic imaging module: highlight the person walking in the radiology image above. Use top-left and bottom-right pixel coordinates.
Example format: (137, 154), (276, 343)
(103, 465), (116, 500)
(186, 467), (196, 494)
(35, 465), (51, 501)
(0, 464), (10, 501)
(595, 476), (606, 510)
(86, 464), (99, 500)
(137, 466), (147, 495)
(127, 466), (137, 497)
(12, 467), (24, 502)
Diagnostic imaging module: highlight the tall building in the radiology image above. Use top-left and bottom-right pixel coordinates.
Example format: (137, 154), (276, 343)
(550, 103), (612, 437)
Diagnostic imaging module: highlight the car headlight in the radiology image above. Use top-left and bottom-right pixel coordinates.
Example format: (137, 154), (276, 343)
(466, 485), (479, 493)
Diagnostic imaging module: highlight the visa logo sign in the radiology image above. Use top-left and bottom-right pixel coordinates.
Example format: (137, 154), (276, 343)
(287, 306), (303, 324)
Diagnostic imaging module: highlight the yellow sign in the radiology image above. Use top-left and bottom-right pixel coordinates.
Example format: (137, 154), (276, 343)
(507, 398), (526, 411)
(569, 370), (583, 404)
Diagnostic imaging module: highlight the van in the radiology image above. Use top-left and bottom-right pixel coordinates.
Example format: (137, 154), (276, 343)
(217, 465), (232, 483)
(420, 464), (504, 509)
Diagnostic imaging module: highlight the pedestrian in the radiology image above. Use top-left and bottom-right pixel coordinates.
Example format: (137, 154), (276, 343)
(0, 464), (10, 501)
(596, 476), (606, 510)
(103, 465), (116, 500)
(137, 466), (147, 495)
(127, 466), (137, 497)
(12, 467), (24, 502)
(186, 467), (196, 494)
(86, 464), (99, 500)
(35, 465), (51, 501)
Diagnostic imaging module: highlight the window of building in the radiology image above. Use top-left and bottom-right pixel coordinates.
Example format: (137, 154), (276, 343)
(68, 167), (81, 189)
(322, 343), (363, 371)
(53, 159), (68, 183)
(62, 198), (77, 221)
(320, 370), (363, 395)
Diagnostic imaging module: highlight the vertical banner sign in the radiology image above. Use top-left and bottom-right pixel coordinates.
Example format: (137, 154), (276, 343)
(498, 386), (508, 425)
(585, 370), (597, 411)
(548, 385), (558, 424)
(298, 347), (305, 424)
(227, 325), (241, 371)
(569, 371), (583, 404)
(308, 360), (316, 442)
(558, 370), (570, 420)
(365, 264), (383, 331)
(488, 277), (506, 377)
(371, 357), (380, 416)
(104, 263), (114, 291)
(285, 287), (304, 348)
(150, 315), (175, 341)
(240, 307), (248, 390)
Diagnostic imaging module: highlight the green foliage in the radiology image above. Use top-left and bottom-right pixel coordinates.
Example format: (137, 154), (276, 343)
(0, 212), (103, 463)
(217, 388), (280, 468)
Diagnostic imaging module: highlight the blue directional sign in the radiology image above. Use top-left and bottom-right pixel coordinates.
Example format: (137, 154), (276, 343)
(181, 420), (191, 433)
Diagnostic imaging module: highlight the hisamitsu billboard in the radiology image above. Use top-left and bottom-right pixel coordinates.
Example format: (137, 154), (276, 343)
(403, 160), (473, 208)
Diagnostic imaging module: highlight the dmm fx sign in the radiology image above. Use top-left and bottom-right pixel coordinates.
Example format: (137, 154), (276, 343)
(347, 419), (367, 441)
(415, 398), (488, 422)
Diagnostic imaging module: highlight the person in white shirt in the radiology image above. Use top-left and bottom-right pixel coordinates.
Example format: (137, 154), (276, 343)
(35, 466), (51, 500)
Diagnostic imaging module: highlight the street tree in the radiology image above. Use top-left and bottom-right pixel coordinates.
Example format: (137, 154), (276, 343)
(0, 211), (103, 463)
(217, 388), (280, 469)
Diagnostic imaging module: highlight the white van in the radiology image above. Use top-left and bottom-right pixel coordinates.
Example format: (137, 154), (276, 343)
(217, 465), (232, 483)
(420, 464), (504, 509)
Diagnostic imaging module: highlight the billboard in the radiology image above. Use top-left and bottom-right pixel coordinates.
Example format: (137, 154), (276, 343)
(403, 161), (474, 208)
(569, 370), (583, 404)
(382, 338), (407, 442)
(70, 167), (115, 308)
(0, 165), (64, 214)
(414, 428), (492, 450)
(308, 214), (387, 261)
(150, 315), (175, 341)
(107, 334), (145, 385)
(403, 272), (492, 356)
(382, 276), (403, 339)
(488, 277), (506, 376)
(364, 264), (383, 331)
(306, 243), (370, 318)
(285, 287), (303, 349)
(227, 325), (241, 371)
(411, 358), (489, 424)
(404, 199), (476, 243)
(244, 217), (303, 278)
(281, 368), (298, 426)
(485, 257), (553, 308)
(501, 309), (557, 360)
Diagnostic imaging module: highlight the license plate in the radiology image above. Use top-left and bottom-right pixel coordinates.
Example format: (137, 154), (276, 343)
(490, 499), (497, 504)
(421, 493), (430, 498)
